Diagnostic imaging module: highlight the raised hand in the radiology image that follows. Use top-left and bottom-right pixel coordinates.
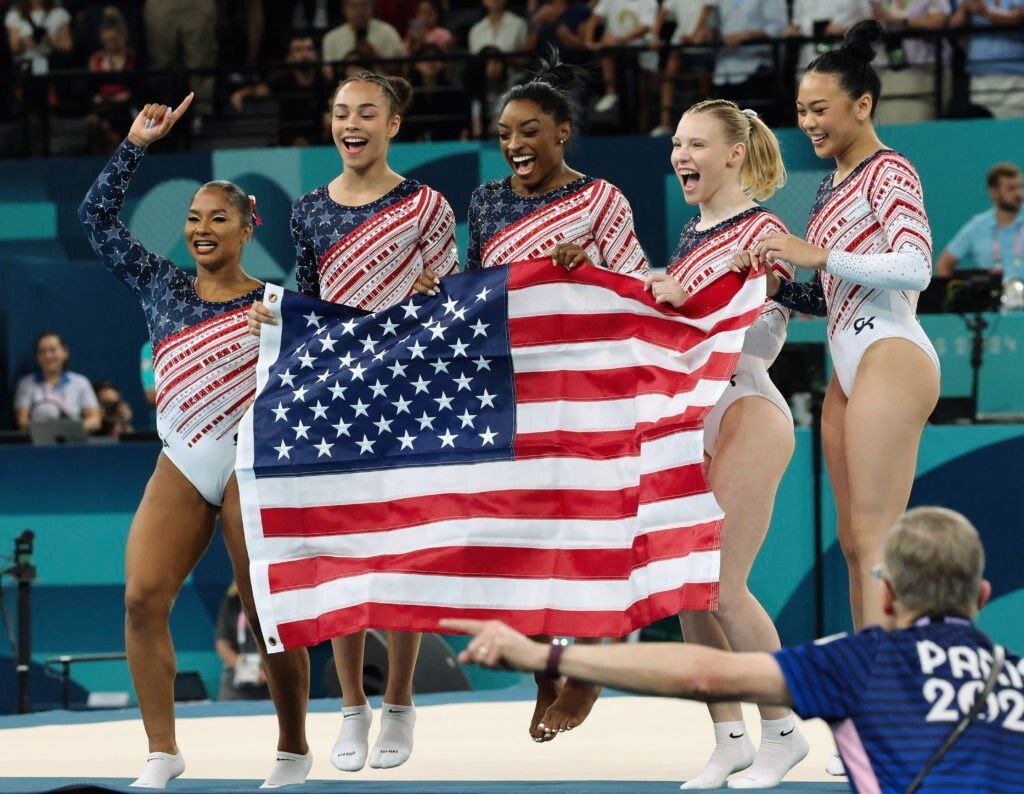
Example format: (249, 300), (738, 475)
(127, 92), (195, 149)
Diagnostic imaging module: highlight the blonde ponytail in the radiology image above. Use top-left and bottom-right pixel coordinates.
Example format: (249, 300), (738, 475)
(684, 100), (787, 201)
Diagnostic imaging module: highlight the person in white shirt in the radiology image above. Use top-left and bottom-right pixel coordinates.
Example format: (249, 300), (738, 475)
(5, 0), (71, 75)
(785, 0), (871, 72)
(650, 0), (716, 135)
(585, 0), (658, 117)
(322, 0), (406, 76)
(469, 0), (528, 53)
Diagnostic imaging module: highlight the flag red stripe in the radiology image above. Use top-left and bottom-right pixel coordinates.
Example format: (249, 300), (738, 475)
(513, 354), (736, 403)
(259, 462), (708, 537)
(273, 582), (719, 645)
(267, 521), (722, 593)
(513, 410), (707, 459)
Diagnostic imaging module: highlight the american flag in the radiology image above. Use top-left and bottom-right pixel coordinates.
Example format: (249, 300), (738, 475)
(236, 259), (765, 652)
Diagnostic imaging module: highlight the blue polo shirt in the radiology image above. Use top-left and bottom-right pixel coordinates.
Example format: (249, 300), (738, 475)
(966, 0), (1024, 76)
(944, 208), (1024, 280)
(775, 619), (1024, 793)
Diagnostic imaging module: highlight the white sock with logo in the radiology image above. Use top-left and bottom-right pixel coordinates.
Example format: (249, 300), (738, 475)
(130, 752), (185, 789)
(331, 703), (372, 772)
(728, 715), (809, 789)
(681, 720), (755, 790)
(369, 703), (416, 769)
(260, 750), (313, 789)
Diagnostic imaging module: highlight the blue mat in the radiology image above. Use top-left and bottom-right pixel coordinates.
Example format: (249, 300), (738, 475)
(0, 781), (850, 793)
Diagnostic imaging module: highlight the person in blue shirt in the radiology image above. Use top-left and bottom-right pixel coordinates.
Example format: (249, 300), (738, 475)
(951, 0), (1024, 118)
(937, 161), (1024, 282)
(444, 506), (1024, 793)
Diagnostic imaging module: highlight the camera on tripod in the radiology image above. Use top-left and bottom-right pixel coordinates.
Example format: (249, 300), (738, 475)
(945, 271), (1002, 313)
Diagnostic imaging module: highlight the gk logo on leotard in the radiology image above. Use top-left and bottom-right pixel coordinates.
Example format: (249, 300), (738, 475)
(853, 316), (876, 335)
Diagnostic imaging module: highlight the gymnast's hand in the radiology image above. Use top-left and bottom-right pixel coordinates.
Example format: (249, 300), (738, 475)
(247, 300), (276, 336)
(644, 272), (688, 307)
(752, 233), (829, 271)
(127, 92), (194, 149)
(729, 250), (781, 297)
(440, 618), (548, 673)
(413, 268), (440, 296)
(548, 243), (593, 270)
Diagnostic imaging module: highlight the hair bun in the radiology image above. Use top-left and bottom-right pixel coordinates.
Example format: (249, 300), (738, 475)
(531, 47), (583, 92)
(841, 19), (883, 64)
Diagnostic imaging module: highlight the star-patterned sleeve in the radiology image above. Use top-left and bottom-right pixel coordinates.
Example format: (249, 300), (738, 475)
(77, 139), (176, 295)
(465, 185), (484, 272)
(774, 272), (827, 317)
(290, 199), (321, 299)
(590, 181), (649, 279)
(417, 189), (459, 277)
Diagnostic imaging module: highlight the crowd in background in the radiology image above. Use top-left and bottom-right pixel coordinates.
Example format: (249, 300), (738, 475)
(0, 0), (1021, 156)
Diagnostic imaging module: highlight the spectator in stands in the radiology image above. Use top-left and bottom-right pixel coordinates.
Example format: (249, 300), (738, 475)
(405, 0), (454, 55)
(404, 42), (465, 141)
(217, 0), (265, 70)
(870, 0), (951, 124)
(375, 0), (418, 38)
(468, 45), (513, 138)
(709, 0), (789, 123)
(649, 0), (715, 136)
(215, 581), (271, 701)
(86, 6), (135, 156)
(787, 0), (871, 72)
(469, 0), (528, 55)
(5, 0), (72, 75)
(952, 0), (1024, 118)
(584, 0), (657, 124)
(525, 0), (592, 65)
(322, 0), (405, 76)
(231, 33), (323, 146)
(14, 332), (101, 432)
(93, 380), (134, 438)
(144, 0), (216, 123)
(937, 162), (1024, 281)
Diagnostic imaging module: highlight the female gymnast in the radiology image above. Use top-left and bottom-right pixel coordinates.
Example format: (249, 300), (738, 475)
(465, 57), (648, 743)
(753, 20), (939, 634)
(78, 94), (312, 789)
(645, 99), (808, 790)
(247, 71), (459, 774)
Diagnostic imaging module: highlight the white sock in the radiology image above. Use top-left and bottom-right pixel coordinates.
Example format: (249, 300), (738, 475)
(331, 703), (372, 772)
(130, 751), (185, 789)
(369, 702), (416, 769)
(260, 750), (313, 789)
(728, 715), (809, 789)
(826, 751), (846, 776)
(681, 721), (755, 790)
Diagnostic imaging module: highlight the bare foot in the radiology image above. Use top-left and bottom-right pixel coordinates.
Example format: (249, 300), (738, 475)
(538, 678), (602, 735)
(530, 673), (562, 742)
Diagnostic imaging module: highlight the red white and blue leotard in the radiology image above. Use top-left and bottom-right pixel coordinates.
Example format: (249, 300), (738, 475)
(291, 179), (458, 310)
(466, 175), (649, 276)
(667, 207), (794, 455)
(79, 139), (261, 505)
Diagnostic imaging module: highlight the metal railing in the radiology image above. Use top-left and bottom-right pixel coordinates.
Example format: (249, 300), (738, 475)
(0, 22), (1020, 157)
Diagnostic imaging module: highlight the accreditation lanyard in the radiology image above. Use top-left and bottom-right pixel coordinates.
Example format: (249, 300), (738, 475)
(991, 221), (1024, 274)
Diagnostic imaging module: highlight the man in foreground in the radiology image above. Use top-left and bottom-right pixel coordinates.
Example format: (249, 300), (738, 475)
(443, 507), (1024, 792)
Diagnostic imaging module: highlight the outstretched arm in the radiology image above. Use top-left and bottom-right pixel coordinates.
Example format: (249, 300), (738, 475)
(440, 619), (793, 707)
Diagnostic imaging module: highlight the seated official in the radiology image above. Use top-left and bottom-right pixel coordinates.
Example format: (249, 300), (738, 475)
(14, 332), (100, 433)
(444, 507), (1024, 793)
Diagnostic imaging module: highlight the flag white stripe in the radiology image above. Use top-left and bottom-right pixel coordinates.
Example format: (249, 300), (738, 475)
(259, 549), (721, 625)
(257, 491), (722, 560)
(246, 428), (704, 509)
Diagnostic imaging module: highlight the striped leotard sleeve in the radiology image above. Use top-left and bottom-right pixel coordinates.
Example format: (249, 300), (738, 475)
(590, 182), (649, 278)
(77, 139), (175, 293)
(774, 272), (828, 317)
(290, 200), (321, 298)
(417, 189), (459, 277)
(824, 156), (932, 292)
